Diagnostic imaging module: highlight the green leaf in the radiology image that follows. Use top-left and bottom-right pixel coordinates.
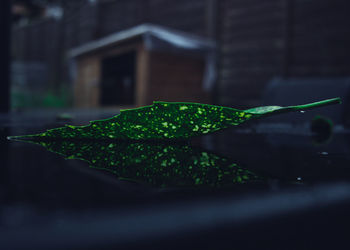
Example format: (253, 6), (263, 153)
(12, 139), (262, 188)
(9, 98), (341, 140)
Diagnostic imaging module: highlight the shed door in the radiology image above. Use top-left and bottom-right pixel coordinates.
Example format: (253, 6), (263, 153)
(100, 51), (136, 106)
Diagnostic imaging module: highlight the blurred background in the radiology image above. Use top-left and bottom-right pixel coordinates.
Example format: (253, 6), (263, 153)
(2, 1), (350, 249)
(2, 0), (349, 114)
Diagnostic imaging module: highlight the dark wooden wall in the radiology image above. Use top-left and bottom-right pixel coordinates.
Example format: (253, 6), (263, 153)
(289, 0), (350, 77)
(11, 0), (350, 107)
(12, 19), (65, 89)
(217, 0), (286, 107)
(97, 0), (207, 37)
(217, 0), (350, 108)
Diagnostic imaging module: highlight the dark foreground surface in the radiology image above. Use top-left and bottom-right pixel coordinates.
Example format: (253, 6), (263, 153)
(1, 110), (350, 249)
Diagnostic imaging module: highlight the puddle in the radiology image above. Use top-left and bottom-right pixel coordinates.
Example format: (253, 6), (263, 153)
(1, 113), (350, 249)
(10, 138), (262, 188)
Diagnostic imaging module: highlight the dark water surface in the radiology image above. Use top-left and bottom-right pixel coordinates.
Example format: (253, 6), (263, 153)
(1, 112), (350, 249)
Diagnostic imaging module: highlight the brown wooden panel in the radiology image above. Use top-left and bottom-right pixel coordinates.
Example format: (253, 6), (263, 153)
(147, 51), (210, 104)
(136, 45), (150, 107)
(74, 56), (100, 108)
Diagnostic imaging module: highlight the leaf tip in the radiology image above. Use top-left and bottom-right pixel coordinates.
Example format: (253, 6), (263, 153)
(6, 136), (14, 141)
(7, 134), (36, 142)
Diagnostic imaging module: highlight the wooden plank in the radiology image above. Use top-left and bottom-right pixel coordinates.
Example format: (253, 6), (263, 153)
(74, 56), (100, 107)
(136, 45), (150, 106)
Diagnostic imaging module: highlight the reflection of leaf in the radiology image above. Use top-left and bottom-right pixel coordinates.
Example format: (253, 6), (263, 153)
(16, 139), (262, 188)
(9, 98), (340, 140)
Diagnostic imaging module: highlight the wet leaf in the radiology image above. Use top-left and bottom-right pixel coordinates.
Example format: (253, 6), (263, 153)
(9, 98), (341, 140)
(13, 139), (262, 188)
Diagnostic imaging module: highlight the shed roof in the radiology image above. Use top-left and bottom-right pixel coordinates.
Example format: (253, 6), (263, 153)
(69, 24), (216, 58)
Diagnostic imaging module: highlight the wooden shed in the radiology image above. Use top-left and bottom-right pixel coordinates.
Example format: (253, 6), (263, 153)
(69, 24), (216, 108)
